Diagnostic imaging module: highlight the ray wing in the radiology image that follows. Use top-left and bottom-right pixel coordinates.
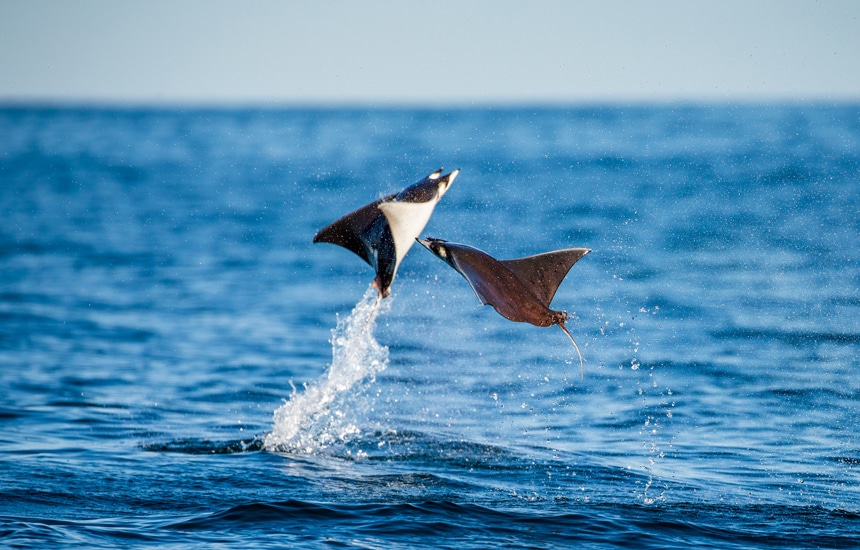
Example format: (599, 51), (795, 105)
(450, 257), (495, 307)
(443, 244), (545, 324)
(500, 248), (591, 307)
(312, 193), (396, 265)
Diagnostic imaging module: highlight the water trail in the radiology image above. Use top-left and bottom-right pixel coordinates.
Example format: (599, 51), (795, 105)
(264, 286), (390, 453)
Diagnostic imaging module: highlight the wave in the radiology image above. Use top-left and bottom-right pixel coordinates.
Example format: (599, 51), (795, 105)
(163, 500), (860, 548)
(4, 500), (857, 548)
(712, 327), (860, 346)
(140, 437), (264, 455)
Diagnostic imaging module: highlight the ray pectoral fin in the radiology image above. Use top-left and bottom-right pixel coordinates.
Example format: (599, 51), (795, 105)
(313, 222), (371, 265)
(460, 273), (494, 307)
(501, 248), (591, 306)
(313, 194), (396, 265)
(445, 254), (498, 307)
(378, 199), (439, 268)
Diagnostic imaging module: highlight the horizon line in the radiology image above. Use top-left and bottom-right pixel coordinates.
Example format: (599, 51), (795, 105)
(3, 96), (859, 111)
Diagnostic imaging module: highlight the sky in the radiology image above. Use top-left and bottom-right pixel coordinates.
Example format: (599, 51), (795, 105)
(1, 0), (859, 105)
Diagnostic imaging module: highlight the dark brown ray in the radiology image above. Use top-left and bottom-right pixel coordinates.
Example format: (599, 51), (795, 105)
(417, 237), (590, 377)
(313, 169), (458, 298)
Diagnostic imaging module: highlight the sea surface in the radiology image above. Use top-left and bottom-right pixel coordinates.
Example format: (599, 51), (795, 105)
(1, 104), (858, 548)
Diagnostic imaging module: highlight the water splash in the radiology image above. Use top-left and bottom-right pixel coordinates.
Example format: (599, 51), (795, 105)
(264, 286), (390, 453)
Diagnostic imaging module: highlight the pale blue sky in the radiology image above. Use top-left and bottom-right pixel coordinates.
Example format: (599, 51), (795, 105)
(1, 0), (858, 105)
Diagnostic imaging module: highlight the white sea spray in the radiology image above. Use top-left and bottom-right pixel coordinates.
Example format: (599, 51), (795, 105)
(264, 286), (390, 453)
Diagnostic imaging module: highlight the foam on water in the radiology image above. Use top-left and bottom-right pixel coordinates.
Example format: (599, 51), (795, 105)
(264, 286), (391, 453)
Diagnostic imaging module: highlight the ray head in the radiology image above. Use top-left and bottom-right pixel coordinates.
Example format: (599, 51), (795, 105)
(416, 237), (457, 269)
(395, 168), (459, 204)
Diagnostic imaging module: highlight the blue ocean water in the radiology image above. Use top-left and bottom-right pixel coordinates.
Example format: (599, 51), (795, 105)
(1, 104), (858, 548)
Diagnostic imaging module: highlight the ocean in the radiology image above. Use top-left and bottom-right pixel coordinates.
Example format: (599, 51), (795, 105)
(1, 104), (858, 548)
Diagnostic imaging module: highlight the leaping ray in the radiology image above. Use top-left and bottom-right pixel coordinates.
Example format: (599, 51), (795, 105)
(313, 169), (458, 299)
(417, 237), (591, 378)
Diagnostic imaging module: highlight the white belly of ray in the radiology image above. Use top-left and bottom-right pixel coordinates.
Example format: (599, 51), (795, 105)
(378, 198), (439, 271)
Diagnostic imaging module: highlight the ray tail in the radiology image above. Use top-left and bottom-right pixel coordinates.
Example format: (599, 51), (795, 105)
(558, 322), (585, 380)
